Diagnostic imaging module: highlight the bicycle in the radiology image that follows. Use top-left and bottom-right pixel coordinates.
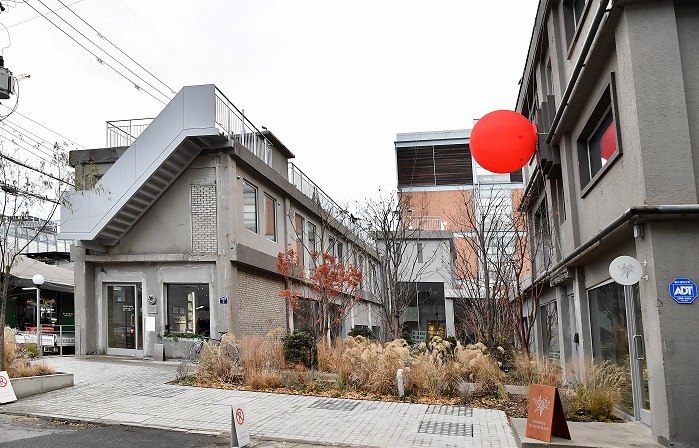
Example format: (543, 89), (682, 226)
(189, 332), (240, 365)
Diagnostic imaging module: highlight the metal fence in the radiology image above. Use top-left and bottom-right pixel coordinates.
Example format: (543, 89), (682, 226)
(106, 118), (153, 147)
(214, 88), (271, 165)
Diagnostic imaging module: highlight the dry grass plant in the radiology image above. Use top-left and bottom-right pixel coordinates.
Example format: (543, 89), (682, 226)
(240, 333), (284, 389)
(509, 353), (562, 387)
(564, 360), (628, 421)
(3, 328), (55, 378)
(194, 341), (237, 384)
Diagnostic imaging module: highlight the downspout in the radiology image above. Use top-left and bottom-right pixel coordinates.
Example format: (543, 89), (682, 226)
(545, 0), (613, 144)
(535, 205), (699, 285)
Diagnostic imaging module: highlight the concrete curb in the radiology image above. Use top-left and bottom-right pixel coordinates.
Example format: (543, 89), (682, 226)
(9, 373), (74, 399)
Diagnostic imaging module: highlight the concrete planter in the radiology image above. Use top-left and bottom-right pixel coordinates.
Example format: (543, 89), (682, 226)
(10, 373), (74, 399)
(161, 338), (196, 360)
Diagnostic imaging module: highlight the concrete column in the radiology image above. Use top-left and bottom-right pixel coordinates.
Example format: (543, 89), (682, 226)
(71, 244), (96, 355)
(634, 221), (699, 447)
(216, 153), (235, 335)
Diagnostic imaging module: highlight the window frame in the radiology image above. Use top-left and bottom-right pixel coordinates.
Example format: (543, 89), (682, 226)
(307, 222), (317, 254)
(242, 180), (258, 233)
(578, 74), (622, 197)
(564, 0), (592, 56)
(165, 283), (211, 337)
(295, 213), (305, 265)
(264, 193), (277, 242)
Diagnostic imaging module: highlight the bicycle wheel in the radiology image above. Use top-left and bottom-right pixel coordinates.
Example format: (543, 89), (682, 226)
(189, 340), (204, 364)
(223, 343), (240, 364)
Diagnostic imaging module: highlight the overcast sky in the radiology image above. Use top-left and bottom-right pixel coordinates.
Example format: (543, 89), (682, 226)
(1, 0), (539, 214)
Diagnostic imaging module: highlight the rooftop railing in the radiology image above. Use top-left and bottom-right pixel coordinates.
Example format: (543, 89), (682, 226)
(106, 118), (153, 148)
(404, 216), (447, 231)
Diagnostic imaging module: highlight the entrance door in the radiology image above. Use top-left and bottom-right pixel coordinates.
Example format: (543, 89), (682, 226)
(625, 285), (651, 425)
(107, 284), (143, 356)
(589, 282), (650, 424)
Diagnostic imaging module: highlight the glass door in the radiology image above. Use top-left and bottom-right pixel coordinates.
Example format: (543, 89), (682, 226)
(107, 284), (143, 356)
(625, 285), (651, 425)
(589, 282), (650, 424)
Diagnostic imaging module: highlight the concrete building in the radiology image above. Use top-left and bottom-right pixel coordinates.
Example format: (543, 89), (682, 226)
(59, 85), (381, 358)
(394, 129), (523, 342)
(517, 1), (699, 446)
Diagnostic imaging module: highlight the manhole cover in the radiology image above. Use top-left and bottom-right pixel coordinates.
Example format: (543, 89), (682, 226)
(134, 387), (186, 398)
(425, 405), (472, 417)
(308, 399), (359, 411)
(418, 421), (473, 437)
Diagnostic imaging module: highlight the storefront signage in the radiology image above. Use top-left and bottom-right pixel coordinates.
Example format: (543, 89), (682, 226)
(231, 405), (250, 447)
(669, 278), (697, 304)
(0, 371), (17, 404)
(525, 384), (570, 443)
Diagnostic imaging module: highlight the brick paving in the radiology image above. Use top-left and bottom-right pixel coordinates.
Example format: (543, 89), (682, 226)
(1, 356), (517, 448)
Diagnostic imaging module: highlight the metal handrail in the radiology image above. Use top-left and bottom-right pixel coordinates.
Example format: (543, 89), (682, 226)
(214, 88), (272, 165)
(106, 118), (153, 147)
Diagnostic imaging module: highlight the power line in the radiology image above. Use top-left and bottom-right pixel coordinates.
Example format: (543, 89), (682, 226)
(24, 0), (169, 105)
(5, 0), (85, 29)
(116, 0), (211, 84)
(1, 120), (59, 161)
(0, 150), (73, 187)
(0, 104), (85, 149)
(56, 0), (176, 96)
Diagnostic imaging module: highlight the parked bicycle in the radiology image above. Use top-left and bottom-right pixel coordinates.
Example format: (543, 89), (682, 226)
(189, 331), (240, 365)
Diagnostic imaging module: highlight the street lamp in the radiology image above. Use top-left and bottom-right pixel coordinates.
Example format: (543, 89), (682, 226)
(32, 274), (44, 355)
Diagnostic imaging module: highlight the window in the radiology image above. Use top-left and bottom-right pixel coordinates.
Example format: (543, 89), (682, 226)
(417, 243), (424, 263)
(541, 301), (560, 361)
(307, 222), (317, 254)
(564, 0), (588, 47)
(295, 213), (305, 264)
(166, 284), (210, 337)
(336, 241), (344, 261)
(243, 180), (258, 233)
(578, 77), (621, 192)
(328, 237), (336, 256)
(264, 194), (276, 241)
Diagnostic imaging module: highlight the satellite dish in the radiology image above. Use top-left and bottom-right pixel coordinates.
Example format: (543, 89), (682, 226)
(609, 256), (643, 285)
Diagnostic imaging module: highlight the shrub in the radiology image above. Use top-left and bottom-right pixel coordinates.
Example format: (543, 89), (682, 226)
(194, 341), (237, 384)
(564, 361), (628, 421)
(348, 326), (375, 339)
(282, 331), (316, 368)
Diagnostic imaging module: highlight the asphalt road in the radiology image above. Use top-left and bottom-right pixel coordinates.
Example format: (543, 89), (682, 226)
(0, 414), (347, 448)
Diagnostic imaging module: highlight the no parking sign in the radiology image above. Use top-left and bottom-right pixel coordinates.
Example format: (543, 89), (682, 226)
(231, 404), (250, 447)
(0, 371), (17, 404)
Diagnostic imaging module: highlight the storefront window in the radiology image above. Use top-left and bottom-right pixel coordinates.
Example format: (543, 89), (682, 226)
(166, 284), (210, 336)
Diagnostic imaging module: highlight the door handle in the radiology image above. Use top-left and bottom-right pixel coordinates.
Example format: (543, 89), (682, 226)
(633, 334), (645, 360)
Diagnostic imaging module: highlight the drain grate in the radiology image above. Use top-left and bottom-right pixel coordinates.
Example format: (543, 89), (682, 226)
(134, 387), (186, 398)
(425, 405), (472, 417)
(308, 399), (359, 411)
(418, 421), (473, 437)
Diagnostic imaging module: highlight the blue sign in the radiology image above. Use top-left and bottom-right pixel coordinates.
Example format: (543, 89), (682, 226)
(669, 278), (697, 304)
(219, 296), (228, 305)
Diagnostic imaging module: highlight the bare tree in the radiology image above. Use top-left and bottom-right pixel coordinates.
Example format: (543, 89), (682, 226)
(499, 196), (557, 357)
(0, 142), (76, 370)
(447, 185), (515, 348)
(279, 178), (373, 343)
(359, 189), (440, 341)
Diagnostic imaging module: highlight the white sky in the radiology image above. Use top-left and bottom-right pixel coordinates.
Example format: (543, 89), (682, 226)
(0, 0), (539, 213)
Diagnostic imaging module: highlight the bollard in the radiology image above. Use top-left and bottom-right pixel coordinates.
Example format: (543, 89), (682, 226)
(396, 368), (405, 397)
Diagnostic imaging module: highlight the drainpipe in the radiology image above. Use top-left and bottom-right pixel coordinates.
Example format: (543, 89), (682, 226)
(545, 0), (613, 144)
(535, 205), (699, 286)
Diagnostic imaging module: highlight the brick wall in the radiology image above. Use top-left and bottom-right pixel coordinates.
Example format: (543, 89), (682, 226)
(237, 271), (287, 336)
(191, 184), (218, 253)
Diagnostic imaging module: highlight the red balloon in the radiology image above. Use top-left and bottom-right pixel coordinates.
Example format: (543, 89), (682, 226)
(470, 110), (538, 174)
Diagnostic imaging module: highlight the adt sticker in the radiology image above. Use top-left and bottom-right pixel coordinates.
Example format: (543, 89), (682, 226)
(669, 278), (697, 304)
(219, 296), (228, 305)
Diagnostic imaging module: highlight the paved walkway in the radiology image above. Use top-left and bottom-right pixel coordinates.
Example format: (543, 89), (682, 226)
(0, 356), (518, 448)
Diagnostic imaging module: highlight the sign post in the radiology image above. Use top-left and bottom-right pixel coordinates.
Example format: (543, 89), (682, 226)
(230, 405), (250, 447)
(525, 384), (570, 442)
(0, 371), (17, 404)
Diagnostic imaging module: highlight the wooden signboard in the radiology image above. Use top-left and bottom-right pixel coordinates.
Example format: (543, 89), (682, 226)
(525, 384), (571, 442)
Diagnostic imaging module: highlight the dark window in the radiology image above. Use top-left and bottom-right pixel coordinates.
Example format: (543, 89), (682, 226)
(307, 222), (317, 254)
(295, 214), (305, 264)
(417, 243), (424, 263)
(578, 76), (621, 191)
(564, 0), (588, 47)
(243, 180), (257, 233)
(166, 284), (210, 337)
(264, 194), (276, 241)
